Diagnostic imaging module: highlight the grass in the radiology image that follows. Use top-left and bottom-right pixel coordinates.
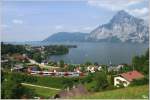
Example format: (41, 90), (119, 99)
(23, 84), (60, 98)
(73, 85), (149, 99)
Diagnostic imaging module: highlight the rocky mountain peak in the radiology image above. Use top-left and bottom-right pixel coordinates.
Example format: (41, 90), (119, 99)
(88, 10), (149, 43)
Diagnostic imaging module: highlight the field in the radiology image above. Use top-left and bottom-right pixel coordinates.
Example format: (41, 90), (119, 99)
(73, 85), (149, 99)
(22, 84), (60, 98)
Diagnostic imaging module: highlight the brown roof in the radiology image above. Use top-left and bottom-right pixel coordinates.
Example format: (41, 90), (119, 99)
(120, 70), (144, 82)
(13, 54), (27, 61)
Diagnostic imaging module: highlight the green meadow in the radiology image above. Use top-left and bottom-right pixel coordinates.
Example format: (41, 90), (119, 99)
(23, 85), (60, 98)
(73, 85), (149, 99)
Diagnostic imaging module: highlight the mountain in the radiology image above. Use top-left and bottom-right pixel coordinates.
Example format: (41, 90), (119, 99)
(43, 32), (88, 42)
(43, 10), (149, 43)
(87, 10), (149, 43)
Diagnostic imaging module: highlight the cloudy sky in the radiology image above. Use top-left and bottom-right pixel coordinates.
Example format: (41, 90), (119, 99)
(1, 0), (149, 42)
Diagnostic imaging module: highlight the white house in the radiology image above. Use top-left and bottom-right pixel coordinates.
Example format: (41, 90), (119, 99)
(97, 66), (102, 71)
(114, 76), (130, 87)
(87, 66), (96, 73)
(116, 64), (124, 69)
(114, 70), (144, 87)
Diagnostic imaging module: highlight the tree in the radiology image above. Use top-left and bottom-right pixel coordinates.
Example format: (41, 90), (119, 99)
(85, 61), (92, 66)
(33, 53), (42, 63)
(132, 48), (149, 75)
(1, 73), (35, 99)
(59, 60), (64, 68)
(65, 64), (75, 71)
(119, 65), (133, 73)
(2, 78), (17, 99)
(61, 78), (74, 89)
(80, 66), (86, 72)
(94, 71), (109, 91)
(94, 62), (99, 66)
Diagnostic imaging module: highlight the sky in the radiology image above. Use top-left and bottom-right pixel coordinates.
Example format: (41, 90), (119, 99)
(1, 0), (149, 42)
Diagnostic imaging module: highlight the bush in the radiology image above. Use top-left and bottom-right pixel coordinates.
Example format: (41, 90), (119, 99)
(84, 71), (109, 92)
(1, 73), (35, 99)
(130, 77), (149, 86)
(85, 81), (97, 92)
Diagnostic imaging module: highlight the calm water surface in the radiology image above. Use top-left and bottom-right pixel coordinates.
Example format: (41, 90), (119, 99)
(48, 42), (148, 65)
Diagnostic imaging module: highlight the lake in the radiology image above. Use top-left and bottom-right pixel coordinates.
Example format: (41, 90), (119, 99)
(48, 42), (148, 65)
(10, 42), (148, 65)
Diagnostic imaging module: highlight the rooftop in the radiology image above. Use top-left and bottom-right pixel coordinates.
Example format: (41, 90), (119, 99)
(120, 70), (144, 82)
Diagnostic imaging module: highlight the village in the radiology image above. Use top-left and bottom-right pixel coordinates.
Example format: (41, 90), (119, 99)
(2, 52), (145, 87)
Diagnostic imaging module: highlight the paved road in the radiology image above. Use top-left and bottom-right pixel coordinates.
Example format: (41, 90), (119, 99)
(21, 83), (61, 91)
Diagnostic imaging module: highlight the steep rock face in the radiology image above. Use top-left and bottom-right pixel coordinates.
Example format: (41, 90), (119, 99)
(88, 10), (149, 43)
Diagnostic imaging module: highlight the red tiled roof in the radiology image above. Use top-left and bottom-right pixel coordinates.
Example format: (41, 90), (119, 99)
(120, 70), (144, 82)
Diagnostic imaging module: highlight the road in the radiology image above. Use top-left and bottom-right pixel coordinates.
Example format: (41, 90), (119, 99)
(21, 83), (61, 91)
(28, 58), (60, 68)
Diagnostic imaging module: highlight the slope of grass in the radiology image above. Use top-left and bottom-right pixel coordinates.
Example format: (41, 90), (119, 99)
(23, 85), (60, 98)
(73, 85), (149, 99)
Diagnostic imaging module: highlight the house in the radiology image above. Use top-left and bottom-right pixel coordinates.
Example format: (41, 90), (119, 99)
(1, 59), (9, 63)
(108, 64), (127, 72)
(97, 66), (102, 71)
(87, 65), (103, 73)
(11, 64), (25, 72)
(41, 60), (48, 66)
(115, 64), (125, 71)
(12, 54), (29, 62)
(87, 66), (96, 73)
(27, 65), (41, 74)
(74, 67), (81, 73)
(114, 70), (144, 87)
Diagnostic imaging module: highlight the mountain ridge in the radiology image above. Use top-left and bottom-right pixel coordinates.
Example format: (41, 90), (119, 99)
(43, 10), (149, 43)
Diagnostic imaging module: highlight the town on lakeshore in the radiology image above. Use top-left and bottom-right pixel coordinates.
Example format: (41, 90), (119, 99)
(1, 42), (149, 99)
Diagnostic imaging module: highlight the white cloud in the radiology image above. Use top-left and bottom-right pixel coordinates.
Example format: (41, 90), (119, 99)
(12, 19), (23, 24)
(87, 0), (148, 20)
(126, 8), (149, 20)
(87, 0), (145, 11)
(55, 25), (64, 30)
(128, 8), (149, 15)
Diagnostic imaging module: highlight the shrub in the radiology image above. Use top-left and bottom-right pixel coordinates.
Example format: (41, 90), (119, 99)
(94, 71), (109, 91)
(85, 81), (97, 92)
(130, 77), (149, 86)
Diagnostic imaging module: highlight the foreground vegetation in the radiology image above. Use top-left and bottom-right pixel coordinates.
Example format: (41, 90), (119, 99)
(73, 85), (149, 99)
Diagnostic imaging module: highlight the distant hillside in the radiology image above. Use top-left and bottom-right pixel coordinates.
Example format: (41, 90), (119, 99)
(43, 32), (88, 42)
